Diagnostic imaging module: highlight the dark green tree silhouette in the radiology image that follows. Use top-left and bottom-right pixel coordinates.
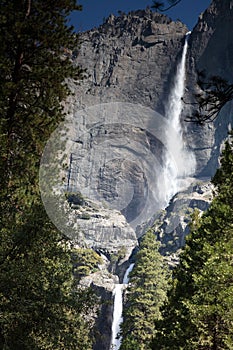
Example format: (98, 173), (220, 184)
(0, 1), (95, 348)
(120, 230), (171, 350)
(151, 137), (233, 349)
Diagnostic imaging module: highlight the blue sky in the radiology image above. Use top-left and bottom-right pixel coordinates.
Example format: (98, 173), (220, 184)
(70, 0), (212, 32)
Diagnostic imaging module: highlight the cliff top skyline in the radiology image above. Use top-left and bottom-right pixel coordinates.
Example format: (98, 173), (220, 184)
(70, 0), (212, 32)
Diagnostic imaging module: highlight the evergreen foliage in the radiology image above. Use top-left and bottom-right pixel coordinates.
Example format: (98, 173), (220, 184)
(0, 0), (83, 214)
(72, 248), (103, 277)
(151, 136), (233, 349)
(0, 1), (95, 349)
(120, 230), (171, 350)
(0, 205), (94, 350)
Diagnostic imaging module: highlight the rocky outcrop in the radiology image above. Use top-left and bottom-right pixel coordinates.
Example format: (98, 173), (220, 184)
(152, 180), (214, 260)
(185, 0), (233, 176)
(72, 9), (188, 112)
(134, 179), (214, 259)
(69, 198), (137, 253)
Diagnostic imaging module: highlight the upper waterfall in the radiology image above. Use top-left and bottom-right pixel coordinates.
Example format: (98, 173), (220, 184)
(160, 32), (196, 205)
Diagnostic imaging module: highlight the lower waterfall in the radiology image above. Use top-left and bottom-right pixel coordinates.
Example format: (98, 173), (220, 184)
(110, 264), (135, 350)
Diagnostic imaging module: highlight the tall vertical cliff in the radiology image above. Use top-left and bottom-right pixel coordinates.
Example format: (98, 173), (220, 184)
(63, 2), (233, 348)
(190, 0), (233, 80)
(186, 0), (233, 176)
(73, 9), (188, 110)
(71, 0), (233, 181)
(66, 8), (191, 251)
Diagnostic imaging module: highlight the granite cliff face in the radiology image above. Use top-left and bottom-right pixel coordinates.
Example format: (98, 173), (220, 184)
(67, 1), (233, 251)
(67, 10), (190, 256)
(63, 11), (189, 258)
(63, 2), (233, 348)
(71, 1), (233, 180)
(185, 0), (233, 176)
(73, 9), (188, 110)
(190, 0), (233, 80)
(152, 180), (214, 261)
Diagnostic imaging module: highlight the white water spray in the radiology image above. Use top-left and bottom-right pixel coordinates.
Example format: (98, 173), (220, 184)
(162, 32), (196, 204)
(110, 264), (135, 350)
(110, 284), (123, 350)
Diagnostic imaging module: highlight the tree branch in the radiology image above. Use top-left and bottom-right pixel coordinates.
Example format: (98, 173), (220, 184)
(152, 0), (182, 12)
(183, 74), (233, 124)
(161, 0), (182, 11)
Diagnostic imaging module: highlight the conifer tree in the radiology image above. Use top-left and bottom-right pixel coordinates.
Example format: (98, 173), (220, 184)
(120, 230), (171, 350)
(0, 205), (95, 350)
(151, 136), (233, 349)
(0, 1), (95, 349)
(0, 0), (83, 215)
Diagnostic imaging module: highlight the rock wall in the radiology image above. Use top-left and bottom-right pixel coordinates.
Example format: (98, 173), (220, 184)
(70, 0), (233, 203)
(153, 180), (214, 260)
(72, 9), (188, 111)
(190, 0), (233, 80)
(64, 11), (190, 261)
(65, 2), (233, 348)
(185, 0), (233, 176)
(70, 1), (233, 203)
(67, 10), (190, 255)
(71, 3), (233, 179)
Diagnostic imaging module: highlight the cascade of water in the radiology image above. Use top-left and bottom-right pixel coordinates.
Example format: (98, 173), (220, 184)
(110, 284), (123, 350)
(110, 32), (196, 350)
(110, 263), (135, 350)
(162, 32), (196, 204)
(123, 263), (135, 284)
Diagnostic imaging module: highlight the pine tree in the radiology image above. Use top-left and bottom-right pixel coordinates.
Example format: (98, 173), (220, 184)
(151, 137), (233, 349)
(0, 1), (95, 348)
(0, 205), (95, 350)
(120, 230), (171, 350)
(0, 0), (83, 217)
